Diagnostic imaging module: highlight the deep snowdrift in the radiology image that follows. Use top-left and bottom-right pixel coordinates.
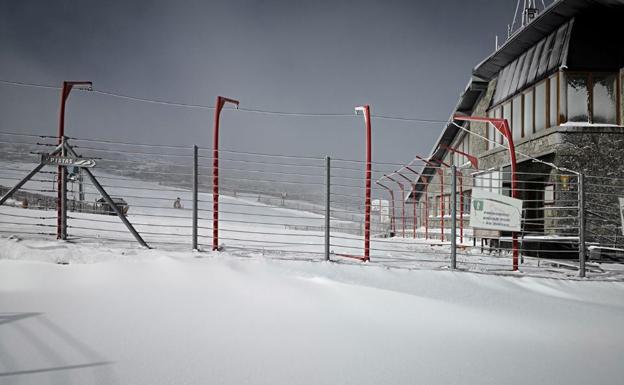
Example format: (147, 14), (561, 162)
(1, 239), (623, 385)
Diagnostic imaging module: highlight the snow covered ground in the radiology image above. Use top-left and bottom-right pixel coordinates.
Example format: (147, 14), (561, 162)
(2, 161), (624, 384)
(0, 240), (623, 385)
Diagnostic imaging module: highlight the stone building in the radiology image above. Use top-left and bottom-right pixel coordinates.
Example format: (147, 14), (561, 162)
(409, 0), (624, 252)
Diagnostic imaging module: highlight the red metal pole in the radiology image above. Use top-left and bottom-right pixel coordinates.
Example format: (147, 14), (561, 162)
(440, 171), (445, 242)
(454, 115), (519, 270)
(56, 81), (92, 240)
(212, 96), (239, 251)
(405, 165), (429, 240)
(413, 186), (416, 238)
(355, 105), (372, 262)
(402, 167), (419, 238)
(438, 145), (480, 244)
(385, 175), (405, 238)
(414, 156), (446, 242)
(425, 184), (429, 239)
(375, 181), (396, 234)
(395, 172), (415, 238)
(459, 175), (464, 244)
(432, 158), (466, 245)
(440, 144), (479, 169)
(57, 82), (70, 239)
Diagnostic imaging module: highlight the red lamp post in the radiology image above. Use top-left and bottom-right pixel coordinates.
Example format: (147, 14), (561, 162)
(57, 81), (92, 240)
(453, 115), (519, 271)
(395, 171), (416, 238)
(385, 174), (406, 238)
(440, 143), (480, 244)
(375, 180), (396, 235)
(432, 158), (465, 244)
(415, 155), (445, 242)
(355, 105), (372, 262)
(212, 96), (239, 251)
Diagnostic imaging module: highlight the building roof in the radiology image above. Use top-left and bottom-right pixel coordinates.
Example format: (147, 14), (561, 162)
(474, 0), (624, 80)
(408, 0), (624, 202)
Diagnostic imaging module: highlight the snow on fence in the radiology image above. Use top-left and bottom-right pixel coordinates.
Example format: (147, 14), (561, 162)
(0, 131), (623, 279)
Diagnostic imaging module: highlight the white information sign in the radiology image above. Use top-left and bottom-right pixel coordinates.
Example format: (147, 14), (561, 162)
(470, 189), (523, 232)
(372, 199), (390, 224)
(619, 197), (624, 236)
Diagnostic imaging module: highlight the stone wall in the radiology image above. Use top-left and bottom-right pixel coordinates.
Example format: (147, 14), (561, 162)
(554, 127), (624, 246)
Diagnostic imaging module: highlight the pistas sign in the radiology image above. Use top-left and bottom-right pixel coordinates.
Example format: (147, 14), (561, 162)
(470, 189), (523, 232)
(41, 154), (96, 168)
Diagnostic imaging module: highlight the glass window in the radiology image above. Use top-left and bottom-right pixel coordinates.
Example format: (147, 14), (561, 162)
(537, 33), (555, 79)
(510, 53), (527, 95)
(518, 46), (535, 91)
(494, 67), (511, 105)
(592, 73), (617, 124)
(486, 110), (493, 150)
(567, 74), (589, 123)
(535, 81), (546, 131)
(544, 185), (554, 205)
(547, 24), (569, 71)
(463, 191), (471, 214)
(559, 72), (567, 122)
(494, 106), (503, 144)
(512, 95), (523, 140)
(492, 171), (502, 194)
(527, 39), (545, 84)
(524, 89), (534, 134)
(503, 60), (518, 98)
(503, 102), (512, 142)
(549, 73), (558, 127)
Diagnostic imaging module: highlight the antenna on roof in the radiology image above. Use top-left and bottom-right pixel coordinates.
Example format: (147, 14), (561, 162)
(522, 0), (540, 26)
(507, 0), (545, 40)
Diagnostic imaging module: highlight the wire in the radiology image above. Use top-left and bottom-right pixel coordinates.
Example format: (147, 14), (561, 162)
(1, 79), (448, 123)
(0, 79), (60, 90)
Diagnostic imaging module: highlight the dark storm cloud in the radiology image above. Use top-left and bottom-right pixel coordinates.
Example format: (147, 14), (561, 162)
(1, 0), (536, 163)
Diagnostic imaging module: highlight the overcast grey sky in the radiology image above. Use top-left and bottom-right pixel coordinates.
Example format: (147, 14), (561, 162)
(0, 0), (541, 164)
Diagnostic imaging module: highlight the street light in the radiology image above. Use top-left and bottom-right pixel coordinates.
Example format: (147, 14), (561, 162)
(394, 170), (417, 239)
(355, 105), (372, 262)
(212, 96), (239, 251)
(404, 165), (427, 239)
(415, 155), (446, 242)
(375, 180), (396, 235)
(431, 158), (466, 245)
(385, 173), (406, 238)
(57, 81), (93, 240)
(453, 115), (519, 271)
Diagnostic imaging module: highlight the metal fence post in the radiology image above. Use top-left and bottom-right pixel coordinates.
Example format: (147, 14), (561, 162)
(325, 156), (331, 261)
(450, 165), (457, 269)
(578, 173), (586, 278)
(192, 145), (199, 251)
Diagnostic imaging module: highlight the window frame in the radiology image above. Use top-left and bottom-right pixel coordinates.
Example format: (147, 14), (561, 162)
(562, 70), (620, 125)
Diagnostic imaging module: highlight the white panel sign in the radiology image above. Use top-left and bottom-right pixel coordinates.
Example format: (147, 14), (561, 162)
(470, 189), (523, 232)
(42, 154), (96, 168)
(372, 199), (390, 224)
(619, 197), (624, 236)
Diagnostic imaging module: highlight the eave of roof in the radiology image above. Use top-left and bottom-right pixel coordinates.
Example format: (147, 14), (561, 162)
(407, 77), (486, 201)
(474, 0), (624, 80)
